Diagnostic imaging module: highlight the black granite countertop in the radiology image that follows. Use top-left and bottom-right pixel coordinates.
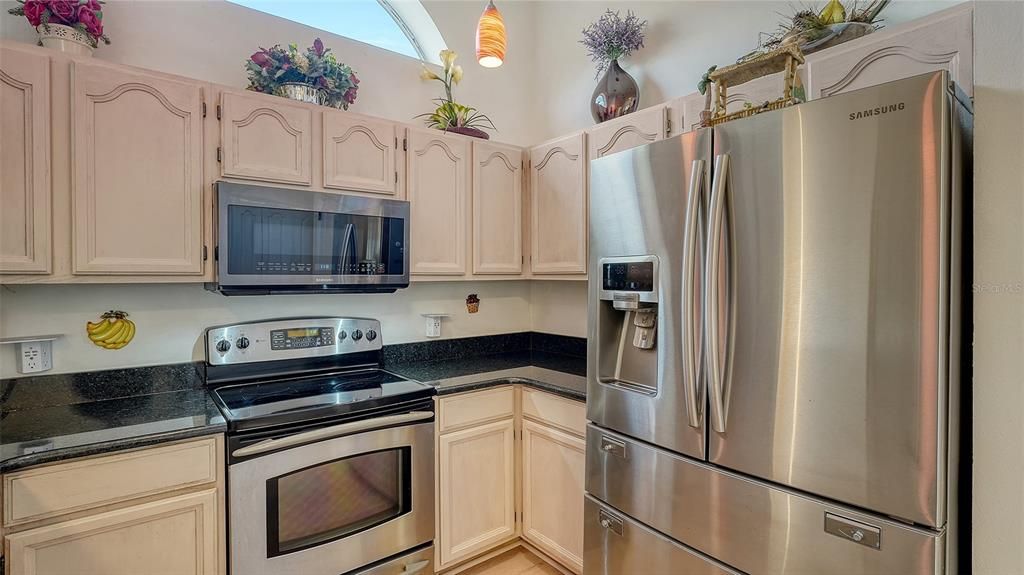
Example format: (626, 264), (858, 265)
(1, 364), (225, 473)
(387, 350), (587, 401)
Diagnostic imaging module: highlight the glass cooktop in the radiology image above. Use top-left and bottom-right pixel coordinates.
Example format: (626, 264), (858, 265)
(211, 369), (434, 425)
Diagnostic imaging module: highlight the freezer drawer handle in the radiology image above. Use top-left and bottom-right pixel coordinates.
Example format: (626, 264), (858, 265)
(599, 435), (627, 458)
(824, 513), (881, 550)
(682, 158), (706, 429)
(598, 508), (624, 535)
(402, 559), (431, 574)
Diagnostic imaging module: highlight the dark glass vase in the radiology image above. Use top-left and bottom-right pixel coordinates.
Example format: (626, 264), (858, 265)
(591, 59), (639, 123)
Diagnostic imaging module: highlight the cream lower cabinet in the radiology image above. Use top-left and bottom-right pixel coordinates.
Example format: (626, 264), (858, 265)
(436, 386), (585, 573)
(2, 436), (225, 575)
(521, 420), (585, 574)
(437, 417), (517, 568)
(5, 489), (219, 575)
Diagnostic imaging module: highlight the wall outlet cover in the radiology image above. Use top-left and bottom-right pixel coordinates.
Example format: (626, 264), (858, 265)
(18, 340), (53, 374)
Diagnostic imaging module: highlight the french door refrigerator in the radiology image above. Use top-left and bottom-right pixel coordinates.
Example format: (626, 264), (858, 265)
(585, 71), (971, 575)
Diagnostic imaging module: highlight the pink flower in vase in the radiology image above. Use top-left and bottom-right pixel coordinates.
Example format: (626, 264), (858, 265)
(48, 0), (78, 24)
(77, 5), (103, 38)
(22, 0), (46, 27)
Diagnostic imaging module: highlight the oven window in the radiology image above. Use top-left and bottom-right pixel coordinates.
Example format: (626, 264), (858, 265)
(226, 205), (405, 276)
(267, 447), (412, 556)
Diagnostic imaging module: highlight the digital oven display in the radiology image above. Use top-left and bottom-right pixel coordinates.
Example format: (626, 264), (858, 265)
(270, 327), (335, 350)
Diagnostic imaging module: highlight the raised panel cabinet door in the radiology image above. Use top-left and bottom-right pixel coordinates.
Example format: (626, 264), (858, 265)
(0, 47), (51, 274)
(667, 92), (709, 136)
(71, 63), (203, 275)
(322, 110), (397, 195)
(587, 105), (666, 159)
(806, 5), (973, 99)
(5, 489), (220, 575)
(437, 418), (516, 567)
(220, 90), (312, 185)
(529, 132), (586, 274)
(472, 141), (523, 275)
(522, 420), (585, 574)
(407, 127), (470, 275)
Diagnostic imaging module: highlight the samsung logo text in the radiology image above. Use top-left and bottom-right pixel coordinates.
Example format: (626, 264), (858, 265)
(849, 102), (905, 120)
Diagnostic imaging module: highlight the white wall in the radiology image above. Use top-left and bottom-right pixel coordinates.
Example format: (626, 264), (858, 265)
(530, 281), (587, 337)
(0, 0), (542, 145)
(0, 281), (533, 377)
(971, 2), (1024, 573)
(530, 0), (959, 141)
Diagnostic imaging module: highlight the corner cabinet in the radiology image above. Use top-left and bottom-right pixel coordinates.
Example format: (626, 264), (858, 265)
(529, 133), (587, 275)
(586, 105), (667, 160)
(472, 141), (524, 275)
(322, 110), (400, 196)
(219, 90), (312, 185)
(406, 127), (471, 275)
(0, 46), (51, 274)
(436, 391), (517, 568)
(70, 62), (204, 275)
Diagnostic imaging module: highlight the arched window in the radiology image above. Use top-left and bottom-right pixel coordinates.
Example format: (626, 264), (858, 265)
(228, 0), (447, 64)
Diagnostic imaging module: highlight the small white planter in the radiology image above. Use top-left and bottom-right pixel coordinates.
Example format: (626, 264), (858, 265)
(37, 23), (95, 57)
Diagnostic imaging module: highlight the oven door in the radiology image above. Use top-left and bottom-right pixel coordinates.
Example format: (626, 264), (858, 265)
(228, 416), (434, 575)
(214, 181), (409, 294)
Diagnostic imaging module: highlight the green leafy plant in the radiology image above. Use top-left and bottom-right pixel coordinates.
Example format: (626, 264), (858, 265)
(417, 50), (496, 134)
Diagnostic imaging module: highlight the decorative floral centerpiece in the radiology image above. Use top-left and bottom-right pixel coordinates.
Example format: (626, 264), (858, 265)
(8, 0), (111, 55)
(580, 10), (647, 123)
(754, 0), (890, 57)
(417, 49), (495, 139)
(245, 38), (359, 110)
(580, 10), (647, 77)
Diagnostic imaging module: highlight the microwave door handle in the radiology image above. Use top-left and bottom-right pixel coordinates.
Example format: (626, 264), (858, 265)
(231, 411), (433, 458)
(705, 153), (731, 434)
(682, 159), (705, 429)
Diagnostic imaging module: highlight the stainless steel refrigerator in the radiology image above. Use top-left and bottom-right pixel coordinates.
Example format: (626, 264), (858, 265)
(585, 71), (971, 575)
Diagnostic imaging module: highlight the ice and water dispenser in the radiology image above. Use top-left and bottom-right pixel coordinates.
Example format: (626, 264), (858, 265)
(596, 256), (659, 392)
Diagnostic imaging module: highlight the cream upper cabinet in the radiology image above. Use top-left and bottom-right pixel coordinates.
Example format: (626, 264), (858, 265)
(407, 127), (470, 275)
(220, 90), (312, 185)
(472, 140), (523, 275)
(521, 419), (585, 574)
(5, 489), (220, 575)
(667, 92), (709, 136)
(322, 110), (399, 196)
(529, 132), (587, 275)
(806, 4), (973, 99)
(437, 417), (517, 567)
(0, 46), (51, 274)
(70, 62), (204, 275)
(587, 105), (666, 159)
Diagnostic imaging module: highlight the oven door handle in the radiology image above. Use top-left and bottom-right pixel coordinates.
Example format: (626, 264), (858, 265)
(232, 411), (434, 458)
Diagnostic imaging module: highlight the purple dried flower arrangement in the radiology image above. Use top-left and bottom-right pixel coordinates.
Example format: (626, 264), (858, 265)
(580, 10), (648, 77)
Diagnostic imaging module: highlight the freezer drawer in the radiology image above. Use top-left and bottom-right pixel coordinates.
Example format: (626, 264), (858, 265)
(584, 495), (739, 575)
(586, 425), (946, 575)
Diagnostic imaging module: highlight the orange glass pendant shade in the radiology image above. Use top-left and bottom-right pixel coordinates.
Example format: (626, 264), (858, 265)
(476, 0), (506, 68)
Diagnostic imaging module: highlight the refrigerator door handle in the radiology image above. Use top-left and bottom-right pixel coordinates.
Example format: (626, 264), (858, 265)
(682, 159), (706, 429)
(705, 153), (731, 433)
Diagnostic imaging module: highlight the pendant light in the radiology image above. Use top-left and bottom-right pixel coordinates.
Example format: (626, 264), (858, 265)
(476, 0), (506, 68)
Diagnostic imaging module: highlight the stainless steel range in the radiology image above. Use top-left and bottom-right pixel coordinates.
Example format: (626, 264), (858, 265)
(205, 317), (435, 575)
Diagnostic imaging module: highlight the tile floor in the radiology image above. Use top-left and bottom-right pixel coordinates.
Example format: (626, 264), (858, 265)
(459, 548), (562, 575)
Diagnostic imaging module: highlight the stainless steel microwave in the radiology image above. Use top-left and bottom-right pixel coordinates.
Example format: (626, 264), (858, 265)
(208, 182), (410, 295)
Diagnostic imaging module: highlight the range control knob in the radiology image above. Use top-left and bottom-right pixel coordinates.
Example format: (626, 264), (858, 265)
(338, 331), (348, 342)
(215, 339), (231, 353)
(366, 329), (378, 341)
(351, 329), (363, 341)
(236, 336), (250, 350)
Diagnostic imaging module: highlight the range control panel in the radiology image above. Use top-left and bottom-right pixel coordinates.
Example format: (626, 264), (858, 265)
(206, 317), (381, 365)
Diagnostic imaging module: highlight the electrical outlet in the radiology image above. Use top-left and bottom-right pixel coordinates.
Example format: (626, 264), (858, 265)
(18, 341), (53, 374)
